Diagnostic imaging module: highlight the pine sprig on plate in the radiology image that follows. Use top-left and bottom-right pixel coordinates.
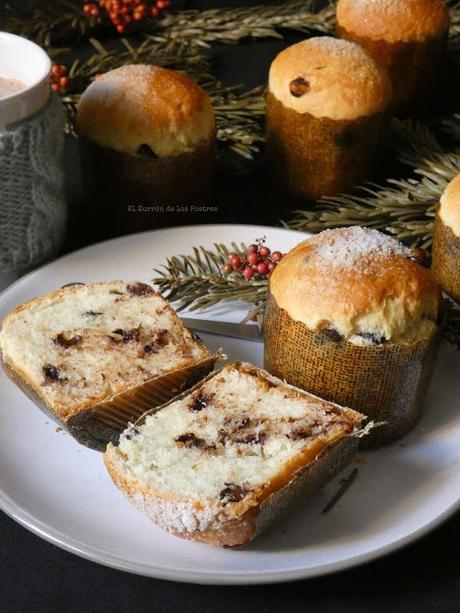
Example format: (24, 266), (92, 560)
(152, 242), (271, 327)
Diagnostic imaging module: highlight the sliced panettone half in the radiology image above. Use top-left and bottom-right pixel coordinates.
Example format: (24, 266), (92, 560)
(104, 362), (365, 547)
(0, 281), (217, 450)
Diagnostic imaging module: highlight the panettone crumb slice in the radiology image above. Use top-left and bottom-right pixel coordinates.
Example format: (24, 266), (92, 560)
(104, 362), (365, 547)
(0, 281), (211, 423)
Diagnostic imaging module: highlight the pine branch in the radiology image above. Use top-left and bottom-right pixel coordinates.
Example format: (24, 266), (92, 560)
(210, 86), (265, 168)
(287, 117), (460, 249)
(152, 0), (335, 47)
(1, 1), (93, 48)
(1, 0), (334, 51)
(152, 242), (268, 326)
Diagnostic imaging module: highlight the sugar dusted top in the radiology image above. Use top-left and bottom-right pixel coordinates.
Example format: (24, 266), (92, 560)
(313, 226), (411, 272)
(269, 227), (439, 344)
(268, 36), (393, 119)
(337, 0), (449, 43)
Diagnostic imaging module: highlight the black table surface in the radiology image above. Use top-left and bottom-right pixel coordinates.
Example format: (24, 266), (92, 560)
(1, 1), (460, 611)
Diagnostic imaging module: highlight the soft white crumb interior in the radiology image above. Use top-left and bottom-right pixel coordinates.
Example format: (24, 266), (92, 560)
(112, 367), (352, 502)
(0, 281), (208, 417)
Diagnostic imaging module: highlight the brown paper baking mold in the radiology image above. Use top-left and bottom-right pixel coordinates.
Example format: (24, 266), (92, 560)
(265, 90), (388, 202)
(263, 293), (441, 448)
(432, 208), (460, 303)
(80, 136), (216, 234)
(105, 362), (364, 547)
(336, 25), (448, 117)
(2, 353), (219, 452)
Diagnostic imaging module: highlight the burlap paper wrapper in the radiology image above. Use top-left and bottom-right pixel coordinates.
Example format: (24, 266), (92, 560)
(264, 293), (441, 448)
(336, 25), (448, 117)
(432, 207), (460, 303)
(80, 136), (216, 234)
(2, 353), (218, 452)
(265, 90), (388, 202)
(109, 362), (363, 547)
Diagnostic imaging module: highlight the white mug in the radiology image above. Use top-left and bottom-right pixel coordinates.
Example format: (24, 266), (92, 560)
(0, 31), (51, 130)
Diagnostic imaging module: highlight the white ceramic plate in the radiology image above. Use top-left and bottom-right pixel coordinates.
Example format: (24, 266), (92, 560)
(1, 224), (459, 585)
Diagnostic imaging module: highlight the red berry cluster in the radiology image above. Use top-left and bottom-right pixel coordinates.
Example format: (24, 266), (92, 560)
(222, 243), (284, 281)
(83, 0), (170, 33)
(50, 64), (70, 93)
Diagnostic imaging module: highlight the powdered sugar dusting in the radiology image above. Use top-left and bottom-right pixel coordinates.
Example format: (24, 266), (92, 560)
(299, 36), (376, 70)
(83, 64), (160, 105)
(130, 491), (220, 534)
(312, 227), (411, 271)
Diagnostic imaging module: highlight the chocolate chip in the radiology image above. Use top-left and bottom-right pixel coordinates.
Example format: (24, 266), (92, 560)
(218, 429), (229, 444)
(143, 343), (158, 354)
(190, 391), (213, 412)
(61, 282), (85, 288)
(174, 432), (213, 449)
(359, 332), (386, 345)
(111, 327), (140, 343)
(409, 248), (431, 268)
(126, 282), (155, 297)
(319, 326), (343, 343)
(219, 483), (249, 504)
(289, 77), (310, 97)
(137, 144), (158, 158)
(85, 310), (102, 317)
(53, 333), (82, 348)
(288, 428), (313, 441)
(152, 329), (169, 347)
(43, 364), (67, 383)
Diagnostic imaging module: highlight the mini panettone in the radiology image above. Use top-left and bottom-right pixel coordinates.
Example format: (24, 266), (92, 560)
(266, 36), (393, 202)
(432, 173), (460, 302)
(104, 362), (365, 547)
(336, 0), (450, 116)
(0, 281), (217, 450)
(264, 227), (442, 447)
(77, 65), (216, 233)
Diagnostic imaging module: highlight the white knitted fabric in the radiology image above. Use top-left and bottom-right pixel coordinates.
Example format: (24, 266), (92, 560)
(0, 94), (66, 283)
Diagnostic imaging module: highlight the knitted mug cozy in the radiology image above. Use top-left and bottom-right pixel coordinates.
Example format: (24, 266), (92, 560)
(0, 94), (66, 287)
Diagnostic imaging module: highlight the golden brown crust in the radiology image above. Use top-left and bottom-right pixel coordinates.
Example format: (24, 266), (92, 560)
(265, 90), (388, 201)
(336, 22), (448, 116)
(77, 65), (215, 156)
(264, 294), (442, 448)
(0, 281), (217, 450)
(432, 207), (460, 302)
(269, 230), (439, 340)
(268, 37), (393, 120)
(336, 0), (449, 44)
(438, 173), (460, 237)
(104, 363), (363, 546)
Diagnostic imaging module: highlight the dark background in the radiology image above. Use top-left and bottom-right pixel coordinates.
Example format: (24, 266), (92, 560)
(1, 1), (460, 611)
